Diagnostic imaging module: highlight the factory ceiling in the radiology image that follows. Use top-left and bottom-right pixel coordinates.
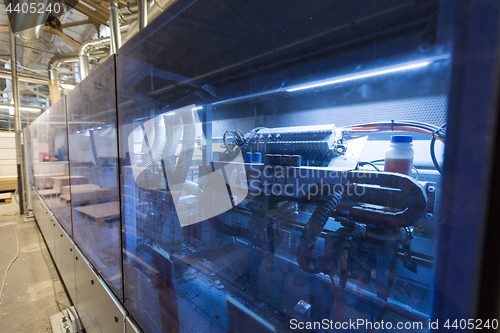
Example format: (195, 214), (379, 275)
(0, 0), (114, 131)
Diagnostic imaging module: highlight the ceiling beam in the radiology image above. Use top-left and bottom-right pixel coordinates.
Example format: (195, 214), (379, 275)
(61, 19), (93, 29)
(22, 88), (50, 100)
(0, 69), (48, 85)
(80, 0), (110, 17)
(61, 0), (110, 26)
(43, 26), (83, 49)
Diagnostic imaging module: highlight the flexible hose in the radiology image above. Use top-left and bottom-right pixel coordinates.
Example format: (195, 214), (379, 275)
(296, 189), (342, 274)
(134, 116), (167, 188)
(0, 218), (19, 304)
(36, 226), (72, 312)
(162, 109), (197, 196)
(163, 115), (182, 180)
(172, 110), (196, 186)
(13, 186), (18, 204)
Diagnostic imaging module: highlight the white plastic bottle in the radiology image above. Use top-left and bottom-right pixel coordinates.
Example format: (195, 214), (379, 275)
(384, 135), (414, 176)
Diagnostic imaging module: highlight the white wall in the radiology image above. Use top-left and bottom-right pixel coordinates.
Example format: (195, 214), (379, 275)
(0, 132), (17, 176)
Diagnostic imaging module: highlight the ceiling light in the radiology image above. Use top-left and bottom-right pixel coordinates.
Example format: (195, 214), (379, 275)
(286, 61), (431, 92)
(60, 83), (76, 90)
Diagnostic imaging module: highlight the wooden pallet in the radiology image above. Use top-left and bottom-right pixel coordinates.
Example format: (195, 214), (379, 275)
(0, 176), (17, 193)
(0, 192), (12, 203)
(38, 189), (60, 197)
(60, 194), (71, 204)
(74, 202), (120, 224)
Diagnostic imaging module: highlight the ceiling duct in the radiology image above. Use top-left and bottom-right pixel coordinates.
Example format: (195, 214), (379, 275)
(8, 0), (53, 43)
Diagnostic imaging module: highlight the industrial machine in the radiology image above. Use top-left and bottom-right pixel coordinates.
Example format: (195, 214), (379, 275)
(27, 0), (500, 332)
(125, 100), (444, 332)
(114, 1), (450, 331)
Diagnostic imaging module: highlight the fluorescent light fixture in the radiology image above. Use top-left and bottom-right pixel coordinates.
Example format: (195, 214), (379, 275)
(286, 61), (431, 92)
(61, 83), (76, 90)
(90, 128), (94, 130)
(192, 106), (203, 111)
(77, 131), (81, 134)
(97, 126), (102, 129)
(2, 106), (42, 114)
(20, 106), (42, 112)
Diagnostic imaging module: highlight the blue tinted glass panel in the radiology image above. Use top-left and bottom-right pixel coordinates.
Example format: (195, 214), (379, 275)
(67, 56), (122, 298)
(29, 111), (50, 190)
(42, 98), (72, 233)
(117, 1), (448, 332)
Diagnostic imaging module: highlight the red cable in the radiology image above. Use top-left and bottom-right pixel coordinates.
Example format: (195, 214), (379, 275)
(329, 275), (341, 323)
(340, 288), (344, 323)
(350, 125), (445, 143)
(261, 248), (270, 287)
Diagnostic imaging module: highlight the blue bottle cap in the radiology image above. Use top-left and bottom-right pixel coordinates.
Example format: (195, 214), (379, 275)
(253, 152), (262, 163)
(245, 152), (253, 163)
(391, 135), (413, 143)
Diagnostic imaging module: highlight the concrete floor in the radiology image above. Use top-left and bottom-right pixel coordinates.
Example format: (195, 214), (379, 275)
(0, 199), (72, 332)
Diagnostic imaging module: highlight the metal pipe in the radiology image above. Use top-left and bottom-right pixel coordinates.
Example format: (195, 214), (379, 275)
(48, 50), (107, 103)
(79, 37), (110, 80)
(118, 3), (138, 14)
(109, 0), (122, 53)
(122, 11), (139, 22)
(139, 0), (148, 30)
(48, 53), (79, 104)
(23, 128), (32, 215)
(123, 0), (176, 43)
(9, 26), (24, 214)
(0, 70), (47, 85)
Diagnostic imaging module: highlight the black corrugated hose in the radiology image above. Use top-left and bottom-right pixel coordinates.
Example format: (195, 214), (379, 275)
(296, 189), (343, 274)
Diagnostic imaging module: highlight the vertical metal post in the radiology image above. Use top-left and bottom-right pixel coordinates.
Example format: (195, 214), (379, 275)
(23, 128), (32, 214)
(9, 26), (24, 214)
(138, 0), (148, 30)
(109, 0), (122, 53)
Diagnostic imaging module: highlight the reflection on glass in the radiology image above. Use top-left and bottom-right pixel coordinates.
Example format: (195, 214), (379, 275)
(30, 99), (73, 233)
(117, 0), (447, 331)
(67, 59), (122, 299)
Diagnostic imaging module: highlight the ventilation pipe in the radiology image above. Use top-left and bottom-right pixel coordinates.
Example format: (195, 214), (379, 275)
(48, 50), (107, 104)
(79, 37), (111, 80)
(15, 25), (45, 44)
(48, 53), (79, 104)
(9, 0), (51, 43)
(118, 3), (139, 23)
(138, 0), (148, 30)
(79, 6), (140, 80)
(109, 0), (122, 54)
(123, 0), (177, 43)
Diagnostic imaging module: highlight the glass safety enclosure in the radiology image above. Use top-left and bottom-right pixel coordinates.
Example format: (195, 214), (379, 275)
(29, 97), (72, 232)
(24, 0), (500, 332)
(116, 0), (460, 332)
(66, 57), (123, 298)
